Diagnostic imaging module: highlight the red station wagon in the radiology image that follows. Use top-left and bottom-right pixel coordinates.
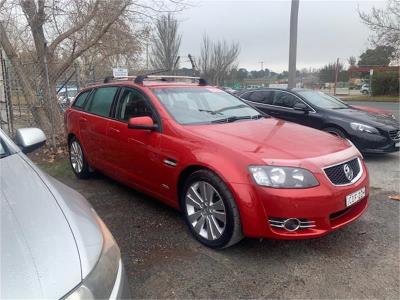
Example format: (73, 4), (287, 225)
(65, 75), (369, 248)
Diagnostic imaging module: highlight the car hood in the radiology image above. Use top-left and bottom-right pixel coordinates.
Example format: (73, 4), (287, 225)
(332, 107), (398, 129)
(187, 118), (355, 164)
(1, 154), (82, 299)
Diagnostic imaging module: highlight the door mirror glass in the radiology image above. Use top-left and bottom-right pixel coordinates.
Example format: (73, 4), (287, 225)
(15, 128), (46, 153)
(128, 116), (158, 130)
(293, 102), (311, 112)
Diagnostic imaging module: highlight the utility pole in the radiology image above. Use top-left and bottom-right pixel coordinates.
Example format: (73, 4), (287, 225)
(334, 57), (339, 95)
(259, 61), (264, 71)
(288, 0), (299, 89)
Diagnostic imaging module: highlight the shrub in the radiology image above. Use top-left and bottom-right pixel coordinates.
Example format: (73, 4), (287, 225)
(371, 71), (399, 96)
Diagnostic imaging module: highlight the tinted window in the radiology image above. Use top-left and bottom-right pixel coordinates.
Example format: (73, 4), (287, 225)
(116, 89), (153, 121)
(72, 90), (90, 108)
(272, 92), (301, 108)
(240, 92), (253, 100)
(86, 87), (118, 117)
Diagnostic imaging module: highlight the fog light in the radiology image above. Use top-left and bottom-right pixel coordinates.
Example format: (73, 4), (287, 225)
(283, 218), (300, 231)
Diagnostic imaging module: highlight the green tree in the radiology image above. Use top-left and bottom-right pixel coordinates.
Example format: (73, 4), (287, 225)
(358, 46), (395, 66)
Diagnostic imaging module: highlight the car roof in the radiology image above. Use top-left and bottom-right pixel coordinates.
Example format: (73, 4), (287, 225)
(79, 79), (208, 93)
(237, 87), (311, 95)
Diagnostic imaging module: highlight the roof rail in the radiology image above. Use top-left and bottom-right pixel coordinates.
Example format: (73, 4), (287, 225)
(134, 75), (208, 86)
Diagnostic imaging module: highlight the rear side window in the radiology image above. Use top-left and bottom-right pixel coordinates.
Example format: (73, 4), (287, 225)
(86, 87), (118, 117)
(272, 92), (301, 108)
(72, 90), (90, 108)
(250, 91), (274, 104)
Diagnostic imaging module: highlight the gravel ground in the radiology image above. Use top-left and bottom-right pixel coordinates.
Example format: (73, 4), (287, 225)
(36, 155), (399, 299)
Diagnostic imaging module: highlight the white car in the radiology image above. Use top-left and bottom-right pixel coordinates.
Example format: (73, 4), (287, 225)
(360, 84), (370, 95)
(0, 128), (130, 299)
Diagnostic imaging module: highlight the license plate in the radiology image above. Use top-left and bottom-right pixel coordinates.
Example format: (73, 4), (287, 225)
(396, 142), (400, 147)
(346, 187), (366, 207)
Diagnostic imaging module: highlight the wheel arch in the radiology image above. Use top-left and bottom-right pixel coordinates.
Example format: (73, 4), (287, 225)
(67, 133), (76, 147)
(177, 164), (214, 205)
(322, 124), (349, 137)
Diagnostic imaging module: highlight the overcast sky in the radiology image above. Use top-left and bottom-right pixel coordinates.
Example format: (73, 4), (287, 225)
(177, 0), (386, 72)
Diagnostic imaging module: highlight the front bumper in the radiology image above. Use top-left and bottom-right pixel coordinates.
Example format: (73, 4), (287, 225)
(111, 260), (131, 299)
(350, 130), (399, 154)
(231, 160), (369, 239)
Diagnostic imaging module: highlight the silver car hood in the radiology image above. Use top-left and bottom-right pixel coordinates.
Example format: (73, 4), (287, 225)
(0, 153), (103, 299)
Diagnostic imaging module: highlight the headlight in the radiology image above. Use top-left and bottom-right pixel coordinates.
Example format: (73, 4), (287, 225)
(249, 166), (319, 188)
(65, 215), (121, 299)
(350, 122), (379, 134)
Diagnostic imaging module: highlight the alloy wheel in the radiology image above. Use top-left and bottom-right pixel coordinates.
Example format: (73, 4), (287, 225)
(185, 181), (226, 241)
(70, 141), (83, 173)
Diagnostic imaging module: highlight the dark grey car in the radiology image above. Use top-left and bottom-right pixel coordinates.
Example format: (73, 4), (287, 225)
(0, 128), (130, 299)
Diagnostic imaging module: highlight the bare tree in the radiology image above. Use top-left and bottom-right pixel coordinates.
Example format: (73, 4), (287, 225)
(359, 0), (400, 62)
(199, 34), (240, 86)
(150, 13), (181, 72)
(0, 0), (185, 144)
(348, 56), (357, 67)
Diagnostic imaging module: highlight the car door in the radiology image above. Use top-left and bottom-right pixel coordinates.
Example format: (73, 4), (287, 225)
(105, 87), (163, 193)
(268, 91), (317, 127)
(78, 86), (119, 171)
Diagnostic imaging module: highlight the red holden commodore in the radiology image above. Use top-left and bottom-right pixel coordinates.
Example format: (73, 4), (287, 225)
(65, 76), (369, 248)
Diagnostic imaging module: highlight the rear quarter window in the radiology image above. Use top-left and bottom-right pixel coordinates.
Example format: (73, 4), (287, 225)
(72, 90), (91, 108)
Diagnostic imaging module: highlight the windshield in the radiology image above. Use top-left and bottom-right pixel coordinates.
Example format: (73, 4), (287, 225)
(297, 90), (349, 109)
(152, 87), (262, 125)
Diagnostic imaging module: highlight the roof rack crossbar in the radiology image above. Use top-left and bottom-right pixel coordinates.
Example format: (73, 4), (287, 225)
(104, 71), (208, 86)
(134, 75), (207, 86)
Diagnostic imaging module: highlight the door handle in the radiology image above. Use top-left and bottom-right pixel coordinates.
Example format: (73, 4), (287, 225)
(79, 117), (88, 123)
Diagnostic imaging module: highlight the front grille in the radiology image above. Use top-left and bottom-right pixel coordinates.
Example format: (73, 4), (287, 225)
(324, 158), (361, 185)
(389, 129), (400, 141)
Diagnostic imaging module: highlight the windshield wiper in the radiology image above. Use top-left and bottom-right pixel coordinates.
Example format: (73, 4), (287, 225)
(199, 104), (248, 115)
(198, 109), (223, 115)
(211, 114), (263, 123)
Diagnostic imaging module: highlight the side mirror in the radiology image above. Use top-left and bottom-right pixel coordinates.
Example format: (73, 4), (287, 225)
(15, 128), (46, 153)
(293, 102), (311, 113)
(128, 116), (158, 131)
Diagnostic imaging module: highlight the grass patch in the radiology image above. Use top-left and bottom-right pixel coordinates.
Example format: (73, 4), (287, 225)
(35, 158), (74, 179)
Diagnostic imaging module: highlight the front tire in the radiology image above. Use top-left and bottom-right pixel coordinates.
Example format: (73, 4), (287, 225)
(181, 169), (243, 249)
(69, 137), (90, 179)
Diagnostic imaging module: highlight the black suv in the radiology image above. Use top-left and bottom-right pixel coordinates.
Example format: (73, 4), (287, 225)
(236, 88), (399, 154)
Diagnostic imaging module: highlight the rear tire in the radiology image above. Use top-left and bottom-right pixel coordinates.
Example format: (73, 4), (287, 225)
(69, 137), (90, 179)
(181, 169), (243, 249)
(323, 127), (347, 139)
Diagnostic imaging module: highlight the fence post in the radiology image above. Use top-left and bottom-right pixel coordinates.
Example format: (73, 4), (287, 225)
(43, 43), (56, 148)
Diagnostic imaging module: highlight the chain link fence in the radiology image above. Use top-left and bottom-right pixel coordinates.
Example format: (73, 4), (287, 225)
(0, 50), (111, 138)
